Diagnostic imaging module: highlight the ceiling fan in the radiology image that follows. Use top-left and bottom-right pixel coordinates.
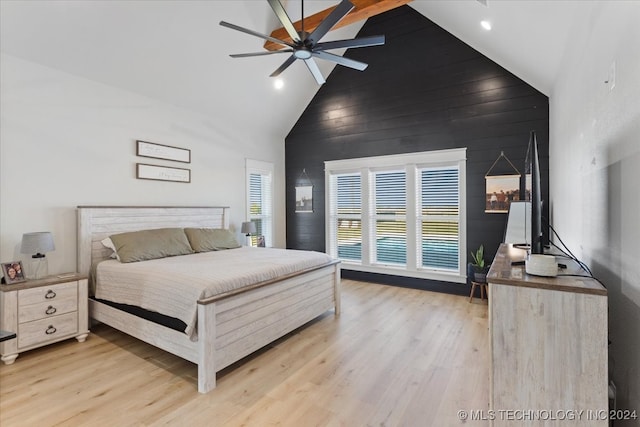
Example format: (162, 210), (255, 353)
(219, 0), (385, 85)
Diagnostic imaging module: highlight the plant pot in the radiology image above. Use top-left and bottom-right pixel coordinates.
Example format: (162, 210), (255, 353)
(473, 271), (487, 283)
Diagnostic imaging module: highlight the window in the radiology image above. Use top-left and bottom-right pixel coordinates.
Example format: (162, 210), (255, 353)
(373, 171), (407, 266)
(325, 149), (466, 283)
(419, 167), (459, 270)
(328, 173), (362, 261)
(246, 159), (273, 247)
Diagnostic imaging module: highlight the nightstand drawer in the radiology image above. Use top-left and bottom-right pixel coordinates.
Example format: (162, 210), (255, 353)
(18, 312), (78, 348)
(18, 281), (77, 307)
(18, 297), (77, 323)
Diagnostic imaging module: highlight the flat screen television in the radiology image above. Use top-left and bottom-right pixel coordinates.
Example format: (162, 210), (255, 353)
(525, 130), (544, 254)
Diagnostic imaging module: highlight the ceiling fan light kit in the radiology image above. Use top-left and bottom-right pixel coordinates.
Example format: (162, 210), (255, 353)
(220, 0), (385, 85)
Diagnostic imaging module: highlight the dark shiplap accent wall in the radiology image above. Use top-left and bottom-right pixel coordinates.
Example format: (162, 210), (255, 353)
(285, 6), (549, 291)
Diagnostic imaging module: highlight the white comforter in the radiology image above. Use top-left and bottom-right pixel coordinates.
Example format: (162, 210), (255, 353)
(95, 246), (333, 339)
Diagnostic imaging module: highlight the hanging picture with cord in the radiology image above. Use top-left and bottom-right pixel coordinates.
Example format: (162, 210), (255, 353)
(295, 186), (313, 213)
(484, 150), (521, 213)
(485, 175), (520, 213)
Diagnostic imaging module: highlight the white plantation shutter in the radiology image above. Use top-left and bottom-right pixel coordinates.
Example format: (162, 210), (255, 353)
(419, 167), (459, 271)
(246, 159), (273, 247)
(325, 149), (466, 283)
(328, 173), (362, 261)
(373, 171), (407, 265)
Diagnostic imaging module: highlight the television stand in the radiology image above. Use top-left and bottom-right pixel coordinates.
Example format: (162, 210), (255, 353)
(487, 244), (608, 426)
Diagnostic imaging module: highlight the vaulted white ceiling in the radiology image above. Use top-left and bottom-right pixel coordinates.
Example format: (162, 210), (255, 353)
(1, 1), (586, 141)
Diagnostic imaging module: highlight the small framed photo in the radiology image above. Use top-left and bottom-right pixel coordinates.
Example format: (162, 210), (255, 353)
(1, 261), (26, 284)
(256, 235), (265, 248)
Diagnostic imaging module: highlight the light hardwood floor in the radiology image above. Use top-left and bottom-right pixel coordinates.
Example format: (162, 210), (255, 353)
(0, 280), (489, 426)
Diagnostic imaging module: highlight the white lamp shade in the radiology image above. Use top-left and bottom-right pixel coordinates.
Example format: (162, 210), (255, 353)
(20, 232), (55, 256)
(241, 221), (256, 234)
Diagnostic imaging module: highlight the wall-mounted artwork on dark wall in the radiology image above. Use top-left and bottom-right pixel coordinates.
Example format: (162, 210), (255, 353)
(295, 186), (313, 213)
(485, 175), (520, 213)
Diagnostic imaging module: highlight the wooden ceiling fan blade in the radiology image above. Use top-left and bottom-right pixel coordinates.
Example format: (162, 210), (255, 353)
(267, 0), (302, 43)
(303, 58), (326, 85)
(314, 35), (385, 51)
(312, 51), (368, 71)
(219, 21), (295, 48)
(307, 0), (354, 45)
(270, 55), (297, 77)
(230, 49), (293, 58)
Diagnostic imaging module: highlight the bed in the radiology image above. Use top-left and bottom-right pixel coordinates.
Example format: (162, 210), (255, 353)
(77, 206), (341, 393)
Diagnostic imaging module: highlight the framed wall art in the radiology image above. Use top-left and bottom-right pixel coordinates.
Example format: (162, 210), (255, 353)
(295, 186), (313, 213)
(485, 175), (521, 213)
(136, 140), (191, 163)
(485, 151), (521, 214)
(136, 163), (191, 183)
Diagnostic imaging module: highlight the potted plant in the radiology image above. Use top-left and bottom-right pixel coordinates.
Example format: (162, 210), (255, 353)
(470, 245), (490, 283)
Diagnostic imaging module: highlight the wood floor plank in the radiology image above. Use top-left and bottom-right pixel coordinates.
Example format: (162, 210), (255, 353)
(0, 280), (489, 426)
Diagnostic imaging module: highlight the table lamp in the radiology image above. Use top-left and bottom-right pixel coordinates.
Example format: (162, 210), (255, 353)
(241, 221), (256, 246)
(20, 232), (55, 279)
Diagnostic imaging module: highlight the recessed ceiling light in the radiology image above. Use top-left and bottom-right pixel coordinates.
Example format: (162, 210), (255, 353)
(274, 79), (284, 90)
(481, 20), (492, 31)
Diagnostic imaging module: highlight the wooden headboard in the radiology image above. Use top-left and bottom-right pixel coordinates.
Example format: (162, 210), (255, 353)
(76, 206), (230, 276)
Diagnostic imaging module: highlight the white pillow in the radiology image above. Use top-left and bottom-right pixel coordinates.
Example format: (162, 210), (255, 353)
(101, 237), (120, 261)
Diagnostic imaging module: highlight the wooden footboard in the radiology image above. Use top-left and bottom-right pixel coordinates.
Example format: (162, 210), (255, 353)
(198, 262), (340, 392)
(90, 262), (340, 393)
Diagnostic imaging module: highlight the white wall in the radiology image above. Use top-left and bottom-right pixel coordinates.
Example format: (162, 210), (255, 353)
(550, 1), (640, 419)
(0, 54), (286, 276)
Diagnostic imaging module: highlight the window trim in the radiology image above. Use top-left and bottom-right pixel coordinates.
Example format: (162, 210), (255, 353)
(325, 148), (467, 284)
(246, 159), (274, 247)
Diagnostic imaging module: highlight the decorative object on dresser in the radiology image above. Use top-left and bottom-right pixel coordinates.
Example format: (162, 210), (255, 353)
(1, 261), (26, 285)
(20, 231), (56, 279)
(241, 221), (257, 246)
(0, 273), (89, 365)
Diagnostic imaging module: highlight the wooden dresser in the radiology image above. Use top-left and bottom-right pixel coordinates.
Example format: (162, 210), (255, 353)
(487, 244), (608, 426)
(0, 273), (89, 364)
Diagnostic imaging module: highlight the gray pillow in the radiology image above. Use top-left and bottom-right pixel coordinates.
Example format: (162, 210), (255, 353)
(184, 228), (240, 252)
(109, 228), (193, 263)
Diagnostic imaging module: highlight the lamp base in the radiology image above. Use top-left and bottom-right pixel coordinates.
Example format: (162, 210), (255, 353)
(28, 257), (49, 280)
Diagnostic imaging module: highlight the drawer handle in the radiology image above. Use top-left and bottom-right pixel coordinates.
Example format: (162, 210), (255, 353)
(45, 290), (56, 299)
(45, 306), (57, 315)
(45, 325), (57, 335)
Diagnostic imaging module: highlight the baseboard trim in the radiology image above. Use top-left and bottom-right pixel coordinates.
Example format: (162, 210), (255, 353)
(341, 270), (468, 296)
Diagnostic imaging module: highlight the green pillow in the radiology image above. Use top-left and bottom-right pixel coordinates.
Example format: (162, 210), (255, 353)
(109, 228), (193, 263)
(184, 228), (240, 252)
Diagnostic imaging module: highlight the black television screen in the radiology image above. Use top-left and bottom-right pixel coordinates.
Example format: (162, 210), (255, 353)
(525, 130), (544, 254)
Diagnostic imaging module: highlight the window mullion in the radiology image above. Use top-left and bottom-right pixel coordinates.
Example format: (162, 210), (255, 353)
(361, 168), (372, 266)
(406, 165), (418, 271)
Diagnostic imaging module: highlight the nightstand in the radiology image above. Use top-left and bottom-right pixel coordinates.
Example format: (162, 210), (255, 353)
(0, 273), (89, 364)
